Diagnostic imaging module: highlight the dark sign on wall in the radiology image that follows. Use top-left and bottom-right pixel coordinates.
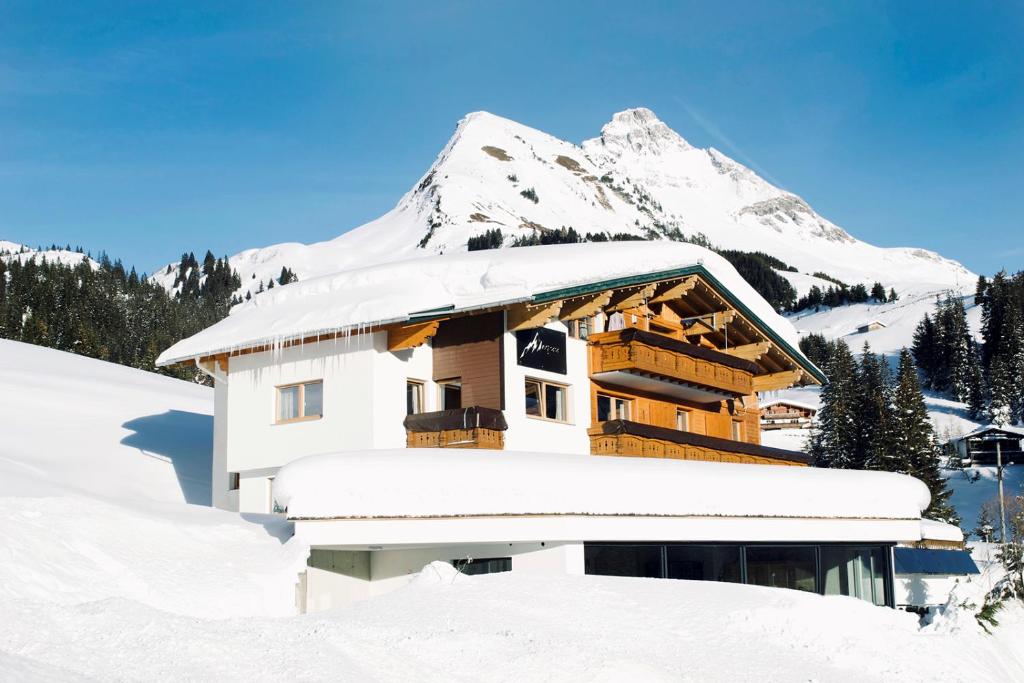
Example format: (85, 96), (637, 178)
(515, 327), (567, 374)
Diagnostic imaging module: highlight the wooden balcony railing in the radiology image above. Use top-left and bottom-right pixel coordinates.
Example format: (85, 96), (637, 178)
(589, 329), (757, 401)
(404, 406), (507, 450)
(589, 419), (811, 467)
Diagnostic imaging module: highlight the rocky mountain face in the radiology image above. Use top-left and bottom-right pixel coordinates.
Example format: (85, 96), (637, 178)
(151, 108), (973, 298)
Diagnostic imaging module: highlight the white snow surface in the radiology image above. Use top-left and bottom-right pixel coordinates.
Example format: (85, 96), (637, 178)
(0, 239), (96, 269)
(274, 448), (930, 521)
(3, 341), (1024, 679)
(0, 340), (304, 617)
(919, 518), (965, 543)
(157, 241), (811, 368)
(149, 108), (974, 302)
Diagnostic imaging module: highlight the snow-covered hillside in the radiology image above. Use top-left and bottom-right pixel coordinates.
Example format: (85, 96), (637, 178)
(3, 344), (1024, 680)
(0, 340), (303, 616)
(0, 240), (95, 269)
(151, 108), (973, 299)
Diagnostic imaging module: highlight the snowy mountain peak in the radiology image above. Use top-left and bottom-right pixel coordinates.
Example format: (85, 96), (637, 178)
(589, 107), (693, 157)
(152, 107), (975, 302)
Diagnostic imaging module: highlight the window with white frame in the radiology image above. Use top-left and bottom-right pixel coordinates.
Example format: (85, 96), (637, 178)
(732, 420), (744, 441)
(596, 393), (631, 421)
(276, 380), (323, 423)
(676, 409), (690, 432)
(406, 379), (425, 415)
(525, 378), (569, 422)
(438, 378), (462, 410)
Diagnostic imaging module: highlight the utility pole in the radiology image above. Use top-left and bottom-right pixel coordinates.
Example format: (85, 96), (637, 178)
(997, 438), (1007, 546)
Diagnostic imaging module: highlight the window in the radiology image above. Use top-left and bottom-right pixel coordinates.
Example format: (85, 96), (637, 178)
(596, 393), (631, 421)
(525, 378), (568, 422)
(567, 317), (591, 340)
(585, 545), (663, 578)
(666, 545), (741, 583)
(438, 379), (462, 410)
(676, 409), (690, 432)
(406, 380), (425, 415)
(744, 545), (817, 593)
(822, 546), (887, 606)
(227, 472), (240, 491)
(276, 380), (323, 423)
(731, 420), (744, 441)
(452, 557), (512, 576)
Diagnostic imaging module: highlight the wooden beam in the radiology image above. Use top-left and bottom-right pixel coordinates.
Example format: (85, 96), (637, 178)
(681, 309), (736, 335)
(506, 301), (563, 331)
(649, 276), (698, 303)
(753, 370), (804, 392)
(722, 342), (771, 361)
(605, 284), (656, 313)
(559, 291), (611, 320)
(387, 320), (440, 351)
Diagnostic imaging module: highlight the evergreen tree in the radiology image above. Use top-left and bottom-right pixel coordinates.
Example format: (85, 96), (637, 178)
(810, 340), (860, 469)
(891, 348), (958, 523)
(888, 287), (898, 303)
(870, 282), (886, 302)
(975, 274), (989, 307)
(854, 344), (895, 470)
(912, 313), (939, 387)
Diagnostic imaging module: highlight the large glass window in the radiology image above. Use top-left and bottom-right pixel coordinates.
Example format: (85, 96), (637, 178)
(821, 546), (887, 606)
(585, 545), (662, 578)
(745, 546), (817, 593)
(525, 378), (569, 423)
(596, 393), (631, 421)
(276, 380), (323, 423)
(666, 545), (742, 583)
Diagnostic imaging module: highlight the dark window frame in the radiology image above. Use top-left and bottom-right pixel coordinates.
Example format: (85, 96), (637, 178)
(584, 541), (895, 608)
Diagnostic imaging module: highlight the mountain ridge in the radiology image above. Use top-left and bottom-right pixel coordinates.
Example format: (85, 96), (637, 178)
(148, 107), (973, 299)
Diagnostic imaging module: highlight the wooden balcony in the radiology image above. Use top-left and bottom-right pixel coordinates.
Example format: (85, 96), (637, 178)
(588, 329), (757, 402)
(404, 406), (507, 450)
(589, 420), (811, 467)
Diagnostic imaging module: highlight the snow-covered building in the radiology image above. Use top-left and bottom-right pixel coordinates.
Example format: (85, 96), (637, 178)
(856, 320), (887, 333)
(950, 425), (1024, 466)
(157, 242), (826, 513)
(759, 399), (817, 430)
(157, 241), (964, 611)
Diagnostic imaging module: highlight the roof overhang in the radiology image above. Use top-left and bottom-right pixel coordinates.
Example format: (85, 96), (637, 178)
(290, 514), (921, 548)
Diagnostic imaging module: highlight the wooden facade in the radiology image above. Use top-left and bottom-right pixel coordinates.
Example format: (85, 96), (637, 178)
(760, 401), (817, 430)
(588, 328), (755, 397)
(380, 272), (818, 461)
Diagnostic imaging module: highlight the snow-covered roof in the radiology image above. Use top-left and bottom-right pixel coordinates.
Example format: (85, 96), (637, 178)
(760, 399), (818, 412)
(156, 242), (821, 379)
(961, 424), (1024, 439)
(920, 519), (964, 543)
(274, 449), (930, 521)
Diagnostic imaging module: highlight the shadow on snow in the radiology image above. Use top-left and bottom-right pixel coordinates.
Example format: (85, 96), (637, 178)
(121, 410), (213, 506)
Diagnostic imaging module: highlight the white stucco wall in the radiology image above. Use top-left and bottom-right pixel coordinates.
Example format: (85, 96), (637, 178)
(222, 333), (433, 512)
(303, 542), (583, 612)
(210, 378), (237, 511)
(502, 319), (592, 454)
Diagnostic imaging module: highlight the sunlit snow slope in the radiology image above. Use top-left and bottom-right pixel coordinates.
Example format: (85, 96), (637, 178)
(0, 340), (302, 617)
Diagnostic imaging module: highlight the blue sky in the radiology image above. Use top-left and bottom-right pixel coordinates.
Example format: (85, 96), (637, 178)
(1, 1), (1021, 275)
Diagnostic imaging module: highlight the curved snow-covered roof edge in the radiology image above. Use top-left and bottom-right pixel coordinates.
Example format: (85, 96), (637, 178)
(274, 449), (930, 522)
(920, 519), (964, 543)
(155, 242), (825, 382)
